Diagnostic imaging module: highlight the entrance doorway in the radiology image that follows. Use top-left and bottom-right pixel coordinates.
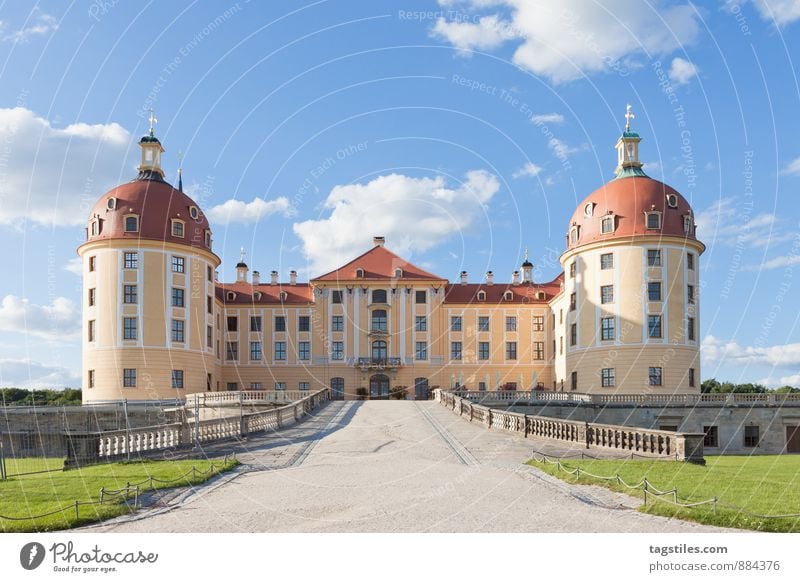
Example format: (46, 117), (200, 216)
(787, 425), (800, 453)
(330, 377), (345, 400)
(370, 374), (390, 400)
(414, 378), (429, 400)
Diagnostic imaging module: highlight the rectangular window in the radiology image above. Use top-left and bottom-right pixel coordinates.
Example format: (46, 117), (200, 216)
(172, 287), (185, 307)
(88, 288), (96, 306)
(226, 341), (238, 361)
(559, 336), (563, 355)
(299, 315), (310, 332)
(123, 284), (137, 304)
(647, 213), (661, 229)
(275, 382), (286, 391)
(647, 281), (662, 302)
(171, 370), (184, 389)
(250, 382), (262, 390)
(227, 382), (238, 392)
(569, 262), (576, 278)
(689, 367), (695, 388)
(601, 368), (615, 388)
(332, 290), (343, 304)
(533, 342), (544, 360)
(647, 249), (661, 267)
(331, 341), (344, 360)
(88, 256), (96, 271)
(569, 324), (577, 346)
(88, 369), (95, 389)
(687, 253), (695, 270)
(600, 253), (614, 270)
(450, 315), (462, 331)
(478, 341), (490, 360)
(250, 341), (262, 361)
(299, 382), (310, 391)
(505, 316), (517, 332)
(207, 266), (213, 282)
(171, 319), (185, 342)
(415, 290), (426, 304)
(207, 296), (213, 314)
(415, 341), (428, 360)
(123, 317), (137, 340)
(601, 285), (614, 304)
(207, 325), (213, 348)
(250, 316), (262, 332)
(274, 341), (286, 361)
(505, 341), (517, 360)
(744, 425), (759, 447)
(123, 252), (138, 269)
(123, 368), (136, 388)
(227, 316), (238, 332)
(571, 371), (577, 391)
(415, 315), (427, 332)
(648, 315), (662, 338)
(88, 319), (96, 342)
(601, 216), (614, 233)
(478, 316), (490, 332)
(172, 221), (184, 238)
(687, 284), (695, 304)
(688, 317), (696, 341)
(171, 256), (185, 273)
(649, 367), (663, 386)
(298, 341), (310, 360)
(478, 382), (487, 391)
(274, 316), (286, 332)
(569, 292), (576, 311)
(331, 315), (343, 332)
(532, 315), (544, 331)
(703, 426), (718, 448)
(451, 341), (462, 360)
(601, 317), (615, 341)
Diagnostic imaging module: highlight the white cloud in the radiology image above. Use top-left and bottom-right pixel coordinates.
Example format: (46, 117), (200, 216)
(668, 57), (699, 85)
(702, 335), (800, 367)
(0, 295), (80, 342)
(744, 0), (800, 26)
(63, 258), (82, 276)
(695, 198), (791, 248)
(548, 137), (581, 159)
(0, 107), (131, 227)
(293, 170), (500, 274)
(781, 156), (800, 175)
(432, 0), (702, 83)
(757, 374), (800, 388)
(206, 196), (295, 225)
(512, 162), (543, 178)
(742, 254), (800, 271)
(0, 358), (79, 389)
(0, 9), (58, 43)
(531, 113), (565, 124)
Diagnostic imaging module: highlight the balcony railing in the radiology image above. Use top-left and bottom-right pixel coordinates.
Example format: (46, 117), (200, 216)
(355, 357), (403, 369)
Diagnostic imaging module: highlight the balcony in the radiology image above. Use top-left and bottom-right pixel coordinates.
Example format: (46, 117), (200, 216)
(355, 357), (403, 370)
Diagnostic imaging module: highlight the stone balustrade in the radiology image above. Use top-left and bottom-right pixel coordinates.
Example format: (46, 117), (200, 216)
(185, 390), (309, 407)
(436, 390), (705, 462)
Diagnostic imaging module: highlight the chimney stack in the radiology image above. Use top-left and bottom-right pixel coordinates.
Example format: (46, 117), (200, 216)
(486, 271), (494, 286)
(252, 271), (260, 285)
(460, 271), (468, 285)
(270, 270), (278, 285)
(289, 270), (298, 286)
(373, 236), (385, 247)
(512, 270), (520, 284)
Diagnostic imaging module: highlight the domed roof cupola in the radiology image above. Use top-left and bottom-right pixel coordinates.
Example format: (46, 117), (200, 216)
(521, 247), (534, 283)
(137, 109), (165, 181)
(614, 104), (647, 180)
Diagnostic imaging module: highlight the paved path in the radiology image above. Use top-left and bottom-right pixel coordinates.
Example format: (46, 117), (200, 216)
(86, 401), (732, 533)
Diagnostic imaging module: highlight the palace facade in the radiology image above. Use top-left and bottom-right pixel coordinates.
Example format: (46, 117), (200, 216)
(78, 113), (704, 403)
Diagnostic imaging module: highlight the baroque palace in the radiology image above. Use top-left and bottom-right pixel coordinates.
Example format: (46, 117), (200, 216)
(79, 110), (703, 404)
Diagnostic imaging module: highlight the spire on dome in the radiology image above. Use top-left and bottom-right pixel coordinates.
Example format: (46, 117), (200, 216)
(614, 104), (647, 180)
(177, 151), (184, 192)
(137, 109), (165, 181)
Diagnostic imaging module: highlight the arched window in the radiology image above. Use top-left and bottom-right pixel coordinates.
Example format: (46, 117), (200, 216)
(355, 268), (364, 278)
(125, 215), (139, 233)
(330, 377), (345, 400)
(371, 309), (387, 332)
(503, 290), (513, 301)
(394, 268), (403, 278)
(569, 225), (580, 244)
(372, 289), (387, 304)
(372, 340), (387, 361)
(601, 215), (615, 234)
(477, 290), (486, 301)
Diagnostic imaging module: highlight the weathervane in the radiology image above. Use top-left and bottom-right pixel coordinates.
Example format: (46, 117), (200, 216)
(240, 246), (246, 263)
(624, 104), (635, 131)
(148, 109), (158, 136)
(524, 247), (529, 262)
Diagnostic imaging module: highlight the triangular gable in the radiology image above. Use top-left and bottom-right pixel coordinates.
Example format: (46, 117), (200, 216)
(312, 245), (444, 282)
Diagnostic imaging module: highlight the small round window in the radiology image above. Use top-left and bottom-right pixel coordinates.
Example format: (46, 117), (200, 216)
(189, 206), (199, 219)
(584, 203), (593, 217)
(666, 194), (678, 208)
(107, 197), (116, 210)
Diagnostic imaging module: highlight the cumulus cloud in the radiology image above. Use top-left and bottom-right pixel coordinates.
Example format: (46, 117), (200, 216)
(744, 0), (800, 26)
(548, 137), (581, 159)
(206, 196), (295, 225)
(432, 0), (702, 83)
(531, 113), (565, 124)
(512, 162), (543, 178)
(0, 295), (80, 341)
(695, 198), (791, 248)
(63, 258), (82, 276)
(0, 9), (58, 43)
(0, 107), (131, 227)
(668, 57), (699, 85)
(742, 254), (800, 271)
(702, 335), (800, 367)
(0, 358), (79, 389)
(293, 170), (501, 274)
(781, 156), (800, 175)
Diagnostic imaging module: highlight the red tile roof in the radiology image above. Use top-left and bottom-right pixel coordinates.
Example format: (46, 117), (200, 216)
(444, 274), (564, 304)
(215, 282), (314, 305)
(312, 245), (445, 282)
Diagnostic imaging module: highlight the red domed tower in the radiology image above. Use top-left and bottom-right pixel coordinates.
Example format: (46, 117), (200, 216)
(555, 106), (705, 394)
(77, 114), (221, 403)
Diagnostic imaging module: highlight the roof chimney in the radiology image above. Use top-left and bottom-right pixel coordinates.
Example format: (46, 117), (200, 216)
(486, 271), (494, 286)
(270, 270), (278, 285)
(289, 270), (297, 286)
(460, 271), (468, 285)
(373, 236), (385, 247)
(252, 271), (260, 285)
(512, 270), (520, 285)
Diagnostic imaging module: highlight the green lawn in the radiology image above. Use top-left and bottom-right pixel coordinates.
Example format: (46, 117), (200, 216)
(0, 457), (239, 532)
(3, 457), (65, 477)
(527, 455), (800, 532)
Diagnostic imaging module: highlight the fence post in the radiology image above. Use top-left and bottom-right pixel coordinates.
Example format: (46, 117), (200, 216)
(713, 496), (717, 514)
(74, 500), (79, 521)
(0, 436), (6, 481)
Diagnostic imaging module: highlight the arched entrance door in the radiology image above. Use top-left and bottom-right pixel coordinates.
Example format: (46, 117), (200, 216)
(370, 374), (390, 400)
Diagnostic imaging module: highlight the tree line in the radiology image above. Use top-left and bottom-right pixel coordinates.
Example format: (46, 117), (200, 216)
(0, 388), (83, 406)
(701, 379), (799, 394)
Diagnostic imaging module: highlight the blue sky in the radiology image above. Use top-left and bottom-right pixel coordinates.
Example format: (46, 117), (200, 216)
(0, 0), (798, 389)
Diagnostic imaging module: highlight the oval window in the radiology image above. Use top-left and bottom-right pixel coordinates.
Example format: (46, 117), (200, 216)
(189, 206), (199, 219)
(584, 203), (593, 217)
(107, 198), (116, 210)
(666, 194), (678, 208)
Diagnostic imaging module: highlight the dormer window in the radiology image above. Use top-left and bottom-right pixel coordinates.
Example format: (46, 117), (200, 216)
(569, 225), (580, 244)
(356, 268), (364, 278)
(683, 214), (693, 235)
(666, 193), (678, 208)
(189, 206), (199, 220)
(90, 219), (100, 236)
(107, 197), (116, 210)
(254, 291), (262, 301)
(205, 230), (212, 248)
(536, 291), (546, 300)
(584, 203), (594, 217)
(279, 291), (288, 302)
(600, 215), (615, 234)
(226, 292), (236, 301)
(503, 290), (513, 301)
(477, 290), (486, 301)
(394, 268), (403, 278)
(645, 211), (661, 230)
(124, 215), (139, 233)
(171, 219), (185, 238)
